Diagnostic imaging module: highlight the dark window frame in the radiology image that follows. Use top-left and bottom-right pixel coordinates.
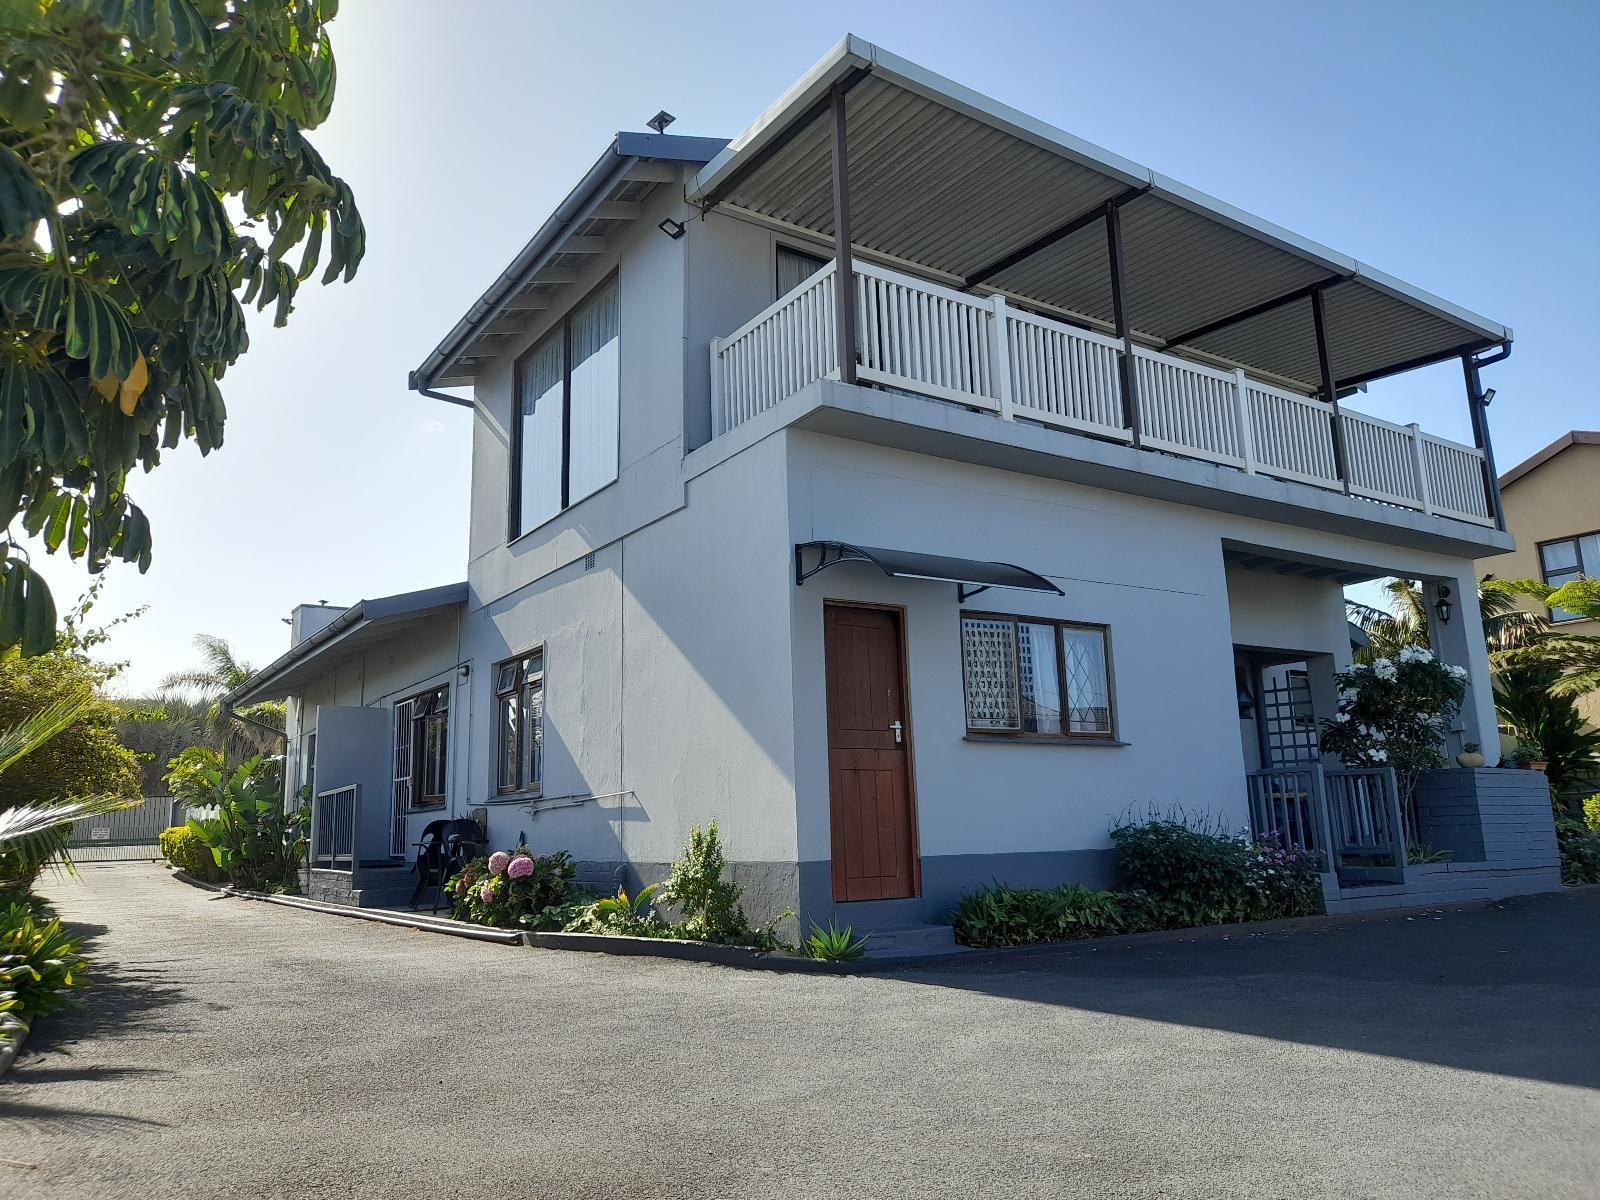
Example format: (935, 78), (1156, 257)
(493, 647), (545, 797)
(398, 684), (449, 809)
(508, 270), (620, 542)
(958, 610), (1117, 741)
(774, 242), (829, 301)
(1536, 529), (1598, 623)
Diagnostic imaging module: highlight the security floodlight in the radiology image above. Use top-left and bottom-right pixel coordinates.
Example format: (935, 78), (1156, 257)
(646, 110), (675, 133)
(657, 218), (686, 240)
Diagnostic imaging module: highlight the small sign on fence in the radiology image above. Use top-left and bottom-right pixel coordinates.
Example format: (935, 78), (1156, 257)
(89, 827), (112, 841)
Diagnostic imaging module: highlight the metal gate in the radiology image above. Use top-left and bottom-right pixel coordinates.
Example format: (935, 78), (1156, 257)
(64, 795), (180, 863)
(1261, 672), (1320, 767)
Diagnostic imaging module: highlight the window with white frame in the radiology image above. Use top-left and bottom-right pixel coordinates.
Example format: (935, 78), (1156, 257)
(494, 649), (544, 795)
(960, 613), (1115, 738)
(512, 276), (619, 538)
(1539, 532), (1598, 622)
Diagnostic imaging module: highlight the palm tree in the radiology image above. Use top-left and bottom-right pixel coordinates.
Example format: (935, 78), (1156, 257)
(160, 635), (285, 759)
(1345, 577), (1548, 663)
(115, 693), (213, 794)
(1497, 579), (1600, 699)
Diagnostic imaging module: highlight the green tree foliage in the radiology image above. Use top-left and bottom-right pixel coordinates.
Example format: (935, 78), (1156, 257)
(1499, 578), (1600, 700)
(1493, 664), (1600, 811)
(0, 1), (363, 653)
(1345, 576), (1545, 663)
(0, 642), (138, 809)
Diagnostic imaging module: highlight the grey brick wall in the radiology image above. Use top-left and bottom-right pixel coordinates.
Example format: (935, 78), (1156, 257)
(1414, 768), (1558, 870)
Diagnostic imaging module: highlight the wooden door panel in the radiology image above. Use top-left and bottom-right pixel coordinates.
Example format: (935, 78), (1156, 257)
(824, 604), (918, 902)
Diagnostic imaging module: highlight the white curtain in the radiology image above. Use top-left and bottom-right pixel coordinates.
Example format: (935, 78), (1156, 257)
(567, 279), (619, 504)
(517, 335), (564, 534)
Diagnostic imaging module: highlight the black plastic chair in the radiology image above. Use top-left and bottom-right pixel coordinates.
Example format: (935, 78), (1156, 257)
(409, 817), (486, 913)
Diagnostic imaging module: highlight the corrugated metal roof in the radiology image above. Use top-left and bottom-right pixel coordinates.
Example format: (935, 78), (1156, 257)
(688, 36), (1511, 394)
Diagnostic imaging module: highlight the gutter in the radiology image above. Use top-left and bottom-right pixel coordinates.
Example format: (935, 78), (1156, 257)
(220, 600), (370, 709)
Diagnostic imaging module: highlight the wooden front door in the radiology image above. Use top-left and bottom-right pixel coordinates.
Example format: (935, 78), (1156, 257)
(823, 603), (919, 901)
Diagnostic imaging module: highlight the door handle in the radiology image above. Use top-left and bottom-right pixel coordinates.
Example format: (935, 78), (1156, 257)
(890, 720), (903, 744)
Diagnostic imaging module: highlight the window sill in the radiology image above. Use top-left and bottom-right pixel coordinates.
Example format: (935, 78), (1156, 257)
(962, 735), (1129, 748)
(407, 801), (447, 812)
(486, 791), (543, 805)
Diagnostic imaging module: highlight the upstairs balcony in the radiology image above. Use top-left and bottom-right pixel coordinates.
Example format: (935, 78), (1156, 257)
(710, 259), (1495, 528)
(688, 37), (1511, 547)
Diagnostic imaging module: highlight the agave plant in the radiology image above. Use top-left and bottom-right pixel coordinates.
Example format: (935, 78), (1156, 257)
(804, 919), (871, 962)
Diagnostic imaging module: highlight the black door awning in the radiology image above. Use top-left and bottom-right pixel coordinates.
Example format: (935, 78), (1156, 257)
(794, 541), (1063, 603)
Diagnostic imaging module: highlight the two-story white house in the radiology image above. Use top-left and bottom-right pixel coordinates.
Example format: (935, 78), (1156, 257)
(227, 36), (1558, 929)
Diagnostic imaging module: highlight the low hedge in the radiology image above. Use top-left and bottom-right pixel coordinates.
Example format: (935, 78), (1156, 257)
(951, 817), (1325, 949)
(159, 825), (221, 882)
(1557, 818), (1600, 886)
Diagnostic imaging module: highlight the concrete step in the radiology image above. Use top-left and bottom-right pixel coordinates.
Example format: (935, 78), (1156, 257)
(864, 924), (958, 959)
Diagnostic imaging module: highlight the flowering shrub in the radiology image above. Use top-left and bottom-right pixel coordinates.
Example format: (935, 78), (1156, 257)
(444, 847), (577, 930)
(1111, 814), (1324, 928)
(1320, 648), (1466, 832)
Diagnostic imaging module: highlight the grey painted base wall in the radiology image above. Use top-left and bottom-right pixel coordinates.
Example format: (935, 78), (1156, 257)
(799, 849), (1119, 930)
(1414, 768), (1559, 871)
(572, 850), (1118, 933)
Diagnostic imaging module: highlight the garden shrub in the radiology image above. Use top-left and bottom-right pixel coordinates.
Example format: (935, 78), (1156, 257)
(159, 825), (221, 881)
(444, 848), (579, 930)
(952, 883), (1127, 948)
(184, 756), (308, 892)
(656, 820), (748, 942)
(950, 817), (1324, 949)
(1584, 795), (1600, 834)
(1, 900), (87, 1048)
(1556, 818), (1600, 887)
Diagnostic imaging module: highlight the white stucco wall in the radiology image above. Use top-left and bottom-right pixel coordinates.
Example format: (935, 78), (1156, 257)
(456, 433), (799, 871)
(781, 431), (1500, 875)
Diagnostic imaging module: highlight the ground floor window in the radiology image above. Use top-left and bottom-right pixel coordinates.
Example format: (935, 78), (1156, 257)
(960, 613), (1115, 738)
(494, 649), (544, 795)
(394, 685), (449, 811)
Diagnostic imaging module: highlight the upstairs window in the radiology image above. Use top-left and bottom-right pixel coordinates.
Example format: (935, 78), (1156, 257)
(960, 613), (1115, 739)
(512, 276), (619, 538)
(1539, 532), (1598, 622)
(495, 649), (544, 796)
(776, 245), (828, 299)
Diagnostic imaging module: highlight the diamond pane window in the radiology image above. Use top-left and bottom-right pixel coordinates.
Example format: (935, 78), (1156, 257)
(961, 614), (1114, 739)
(961, 617), (1020, 730)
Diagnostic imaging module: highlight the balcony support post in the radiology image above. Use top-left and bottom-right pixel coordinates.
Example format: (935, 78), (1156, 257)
(1462, 351), (1507, 531)
(829, 83), (857, 387)
(1105, 200), (1141, 446)
(1310, 286), (1351, 494)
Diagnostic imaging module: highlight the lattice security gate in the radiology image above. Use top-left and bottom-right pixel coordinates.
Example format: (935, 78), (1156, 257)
(1261, 673), (1320, 767)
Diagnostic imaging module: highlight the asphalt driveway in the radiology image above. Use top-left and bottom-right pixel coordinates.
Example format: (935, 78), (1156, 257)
(3, 866), (1597, 1200)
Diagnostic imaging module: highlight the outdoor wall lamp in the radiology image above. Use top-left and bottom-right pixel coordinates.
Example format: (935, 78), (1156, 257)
(1434, 585), (1454, 627)
(1237, 690), (1256, 719)
(657, 218), (686, 240)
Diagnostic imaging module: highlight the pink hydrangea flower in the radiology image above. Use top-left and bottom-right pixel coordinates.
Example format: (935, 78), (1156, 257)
(487, 851), (511, 876)
(507, 854), (534, 880)
(479, 881), (495, 903)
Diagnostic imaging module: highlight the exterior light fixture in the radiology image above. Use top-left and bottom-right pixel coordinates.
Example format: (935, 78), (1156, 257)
(657, 218), (686, 240)
(1480, 387), (1495, 407)
(1434, 584), (1453, 627)
(1237, 690), (1256, 719)
(646, 110), (675, 134)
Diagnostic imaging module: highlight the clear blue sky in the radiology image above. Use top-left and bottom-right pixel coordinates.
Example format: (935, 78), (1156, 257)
(38, 0), (1600, 693)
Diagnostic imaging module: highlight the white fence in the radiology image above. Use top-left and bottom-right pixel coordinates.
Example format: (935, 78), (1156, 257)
(710, 260), (1493, 526)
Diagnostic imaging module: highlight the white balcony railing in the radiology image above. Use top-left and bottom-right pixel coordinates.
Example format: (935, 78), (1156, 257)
(709, 260), (1494, 526)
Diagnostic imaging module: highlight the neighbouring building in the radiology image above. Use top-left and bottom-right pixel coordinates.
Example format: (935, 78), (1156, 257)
(1481, 430), (1600, 727)
(227, 36), (1559, 927)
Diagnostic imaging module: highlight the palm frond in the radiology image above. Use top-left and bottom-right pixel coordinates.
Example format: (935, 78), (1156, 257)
(0, 795), (142, 850)
(0, 689), (93, 776)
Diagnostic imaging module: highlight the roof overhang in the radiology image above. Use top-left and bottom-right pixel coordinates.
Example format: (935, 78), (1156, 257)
(411, 133), (728, 392)
(689, 35), (1511, 394)
(1497, 430), (1600, 489)
(796, 541), (1063, 603)
(224, 583), (468, 708)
